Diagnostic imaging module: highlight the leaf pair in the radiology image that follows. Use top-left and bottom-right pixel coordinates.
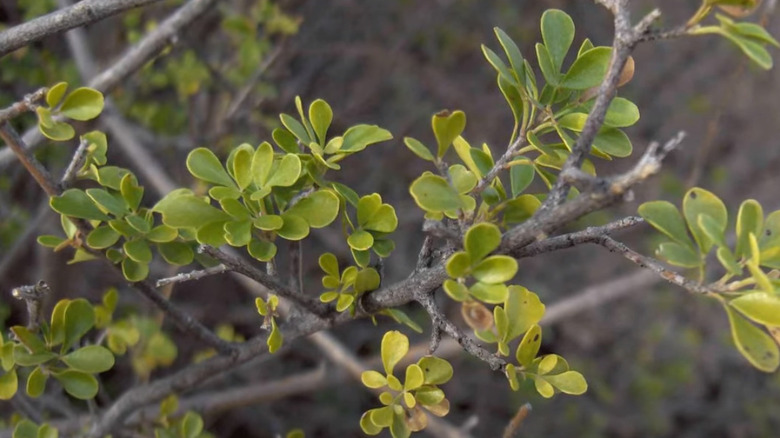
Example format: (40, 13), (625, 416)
(37, 82), (105, 141)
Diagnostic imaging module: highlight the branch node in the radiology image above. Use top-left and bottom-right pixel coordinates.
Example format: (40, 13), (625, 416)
(11, 280), (50, 332)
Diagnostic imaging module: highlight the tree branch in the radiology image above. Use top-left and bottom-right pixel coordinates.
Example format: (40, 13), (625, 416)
(155, 264), (228, 288)
(0, 88), (46, 124)
(0, 122), (60, 196)
(0, 0), (163, 58)
(198, 245), (330, 317)
(0, 0), (220, 167)
(539, 4), (661, 212)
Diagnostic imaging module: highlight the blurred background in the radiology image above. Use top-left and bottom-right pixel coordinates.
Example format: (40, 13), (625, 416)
(2, 0), (780, 436)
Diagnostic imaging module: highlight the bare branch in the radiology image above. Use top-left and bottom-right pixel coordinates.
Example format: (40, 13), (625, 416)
(595, 236), (725, 295)
(502, 403), (532, 438)
(60, 137), (89, 189)
(155, 265), (228, 288)
(199, 245), (330, 317)
(0, 0), (163, 58)
(0, 122), (60, 196)
(510, 216), (643, 258)
(0, 88), (47, 124)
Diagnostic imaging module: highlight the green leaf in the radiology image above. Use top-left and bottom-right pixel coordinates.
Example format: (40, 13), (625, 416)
(231, 146), (253, 190)
(332, 182), (360, 207)
(287, 190), (339, 228)
(280, 113), (312, 144)
(253, 215), (283, 231)
(251, 142), (274, 186)
(26, 366), (46, 398)
(53, 369), (98, 399)
(46, 81), (68, 107)
(360, 410), (383, 435)
(724, 305), (779, 372)
(157, 242), (194, 265)
(51, 189), (110, 221)
(223, 220), (251, 247)
(13, 346), (56, 366)
(592, 128), (632, 158)
(146, 225), (177, 243)
(534, 376), (555, 398)
(247, 239), (277, 261)
(83, 130), (108, 167)
(267, 317), (283, 353)
(409, 173), (463, 212)
(443, 279), (469, 301)
(418, 356), (453, 385)
(59, 87), (104, 120)
(472, 255), (518, 284)
(516, 324), (542, 368)
(154, 194), (231, 228)
(355, 268), (381, 294)
(361, 370), (388, 388)
(470, 282), (508, 304)
(503, 195), (541, 225)
(272, 127), (300, 154)
(509, 162), (534, 198)
(340, 124), (393, 152)
(381, 330), (409, 375)
(657, 241), (702, 268)
(404, 363), (425, 390)
(11, 326), (47, 353)
(277, 214), (309, 240)
(373, 238), (395, 258)
(698, 214), (729, 249)
(37, 424), (57, 438)
(452, 136), (481, 176)
(381, 308), (423, 333)
(180, 411), (204, 438)
(560, 47), (612, 90)
(494, 27), (526, 83)
(0, 368), (17, 400)
(730, 292), (780, 325)
(124, 239), (152, 263)
(503, 286), (545, 342)
(445, 251), (471, 278)
(266, 154), (301, 187)
(319, 252), (339, 277)
(62, 345), (114, 373)
(11, 419), (36, 438)
(432, 110), (466, 158)
(448, 164), (477, 194)
(535, 43), (559, 86)
(638, 201), (694, 247)
(683, 187), (728, 254)
(465, 222), (502, 261)
(603, 97), (640, 127)
(717, 247), (743, 275)
(736, 199), (764, 259)
(546, 371), (587, 395)
(348, 230), (374, 251)
(336, 294), (355, 312)
(38, 117), (75, 141)
(541, 9), (575, 71)
(404, 137), (434, 162)
(186, 148), (235, 188)
(362, 202), (398, 233)
(121, 175), (144, 212)
(122, 257), (149, 282)
(309, 99), (333, 145)
(37, 235), (66, 248)
(63, 299), (95, 351)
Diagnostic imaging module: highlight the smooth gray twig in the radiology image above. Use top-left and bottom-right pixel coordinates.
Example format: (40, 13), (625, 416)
(0, 0), (163, 58)
(155, 264), (228, 288)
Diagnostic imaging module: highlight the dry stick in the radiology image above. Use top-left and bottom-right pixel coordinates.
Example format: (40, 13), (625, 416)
(0, 88), (47, 124)
(11, 280), (50, 332)
(0, 121), (235, 356)
(0, 0), (163, 58)
(502, 403), (532, 438)
(155, 264), (228, 288)
(0, 0), (220, 166)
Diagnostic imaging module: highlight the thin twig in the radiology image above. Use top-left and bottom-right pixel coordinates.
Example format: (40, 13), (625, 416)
(0, 0), (163, 58)
(510, 216), (643, 258)
(199, 245), (329, 317)
(60, 137), (89, 189)
(155, 264), (228, 287)
(0, 122), (60, 196)
(502, 403), (532, 438)
(0, 88), (47, 124)
(595, 236), (726, 295)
